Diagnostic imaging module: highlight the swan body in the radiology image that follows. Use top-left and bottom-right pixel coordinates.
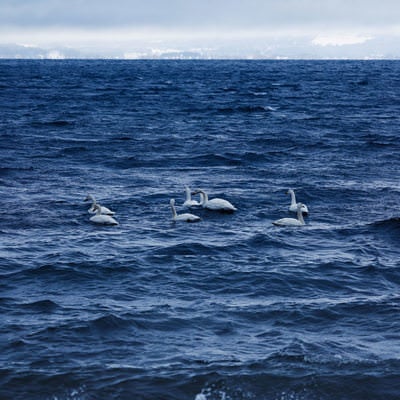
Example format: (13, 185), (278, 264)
(90, 204), (119, 225)
(288, 189), (308, 215)
(170, 199), (201, 222)
(182, 186), (201, 208)
(193, 189), (237, 213)
(85, 194), (115, 215)
(273, 202), (306, 226)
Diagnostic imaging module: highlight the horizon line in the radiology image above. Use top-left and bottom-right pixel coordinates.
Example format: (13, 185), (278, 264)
(1, 57), (400, 61)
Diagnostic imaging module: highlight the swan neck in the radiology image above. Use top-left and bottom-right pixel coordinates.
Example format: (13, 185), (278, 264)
(289, 191), (296, 206)
(170, 202), (177, 218)
(297, 207), (305, 224)
(200, 191), (208, 204)
(185, 187), (191, 201)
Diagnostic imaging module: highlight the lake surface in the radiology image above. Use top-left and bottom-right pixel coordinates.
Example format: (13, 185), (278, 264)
(1, 59), (400, 399)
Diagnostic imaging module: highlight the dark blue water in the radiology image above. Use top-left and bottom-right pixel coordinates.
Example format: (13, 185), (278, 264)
(1, 59), (400, 400)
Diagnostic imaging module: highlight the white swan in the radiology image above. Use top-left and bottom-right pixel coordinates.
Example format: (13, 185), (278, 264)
(170, 199), (201, 222)
(90, 204), (119, 225)
(287, 189), (308, 215)
(84, 194), (115, 215)
(273, 202), (306, 226)
(192, 189), (237, 213)
(182, 186), (201, 208)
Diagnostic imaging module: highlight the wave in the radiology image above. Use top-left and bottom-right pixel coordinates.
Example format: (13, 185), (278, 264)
(193, 363), (400, 400)
(105, 153), (245, 169)
(188, 153), (243, 167)
(19, 299), (61, 312)
(23, 313), (142, 342)
(59, 146), (89, 155)
(217, 105), (275, 114)
(112, 136), (133, 141)
(3, 366), (400, 400)
(90, 314), (132, 332)
(271, 82), (302, 90)
(31, 120), (73, 127)
(148, 241), (225, 260)
(3, 262), (98, 281)
(369, 217), (400, 236)
(0, 166), (34, 176)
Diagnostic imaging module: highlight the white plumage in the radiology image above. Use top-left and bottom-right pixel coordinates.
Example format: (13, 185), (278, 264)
(85, 194), (115, 216)
(182, 186), (201, 208)
(287, 189), (308, 215)
(192, 189), (237, 213)
(90, 204), (119, 225)
(170, 199), (201, 222)
(273, 202), (306, 227)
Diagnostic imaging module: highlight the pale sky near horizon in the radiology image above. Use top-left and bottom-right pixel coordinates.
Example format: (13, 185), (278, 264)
(1, 0), (400, 58)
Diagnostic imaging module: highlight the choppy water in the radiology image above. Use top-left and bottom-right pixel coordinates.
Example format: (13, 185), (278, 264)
(1, 59), (400, 400)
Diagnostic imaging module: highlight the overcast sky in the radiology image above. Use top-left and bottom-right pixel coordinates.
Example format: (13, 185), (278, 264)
(1, 0), (400, 58)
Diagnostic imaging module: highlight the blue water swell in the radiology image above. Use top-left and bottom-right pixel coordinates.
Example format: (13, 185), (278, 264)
(1, 60), (400, 399)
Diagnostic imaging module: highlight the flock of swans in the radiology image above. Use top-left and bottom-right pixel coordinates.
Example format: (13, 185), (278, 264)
(85, 187), (309, 227)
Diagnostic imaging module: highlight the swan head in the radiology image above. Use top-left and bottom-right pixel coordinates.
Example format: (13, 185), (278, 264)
(191, 189), (207, 204)
(297, 201), (309, 215)
(297, 201), (307, 213)
(84, 194), (95, 202)
(170, 199), (176, 206)
(287, 189), (294, 195)
(92, 204), (101, 213)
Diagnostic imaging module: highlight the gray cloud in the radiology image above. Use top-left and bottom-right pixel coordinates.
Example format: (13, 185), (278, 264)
(1, 0), (400, 30)
(1, 0), (400, 59)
